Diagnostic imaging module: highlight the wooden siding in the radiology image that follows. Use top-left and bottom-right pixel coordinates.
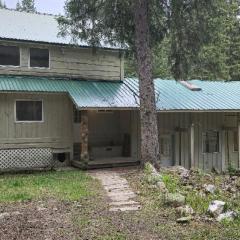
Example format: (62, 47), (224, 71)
(0, 92), (73, 151)
(158, 112), (240, 172)
(0, 40), (123, 81)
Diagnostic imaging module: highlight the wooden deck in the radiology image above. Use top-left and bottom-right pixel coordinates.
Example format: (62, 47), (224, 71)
(72, 157), (140, 169)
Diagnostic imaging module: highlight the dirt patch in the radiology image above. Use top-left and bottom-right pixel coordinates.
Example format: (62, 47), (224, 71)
(0, 199), (78, 240)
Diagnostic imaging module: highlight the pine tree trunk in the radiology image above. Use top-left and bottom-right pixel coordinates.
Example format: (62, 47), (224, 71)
(133, 0), (160, 167)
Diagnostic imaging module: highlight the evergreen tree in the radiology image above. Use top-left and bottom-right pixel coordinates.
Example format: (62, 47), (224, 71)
(0, 0), (6, 8)
(227, 0), (240, 80)
(16, 0), (36, 13)
(58, 0), (221, 166)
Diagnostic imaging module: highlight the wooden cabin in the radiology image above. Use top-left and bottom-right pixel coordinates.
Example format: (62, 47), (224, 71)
(0, 9), (239, 172)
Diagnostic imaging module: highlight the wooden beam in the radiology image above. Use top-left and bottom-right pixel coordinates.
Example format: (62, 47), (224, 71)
(80, 110), (89, 163)
(190, 124), (195, 168)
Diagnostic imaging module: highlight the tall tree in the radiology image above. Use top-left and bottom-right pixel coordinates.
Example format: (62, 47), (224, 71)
(16, 0), (36, 13)
(0, 0), (6, 8)
(227, 0), (240, 80)
(58, 0), (218, 166)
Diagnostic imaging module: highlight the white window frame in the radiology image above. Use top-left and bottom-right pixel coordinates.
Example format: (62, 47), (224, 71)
(28, 47), (50, 69)
(14, 99), (44, 123)
(202, 130), (220, 154)
(0, 45), (21, 68)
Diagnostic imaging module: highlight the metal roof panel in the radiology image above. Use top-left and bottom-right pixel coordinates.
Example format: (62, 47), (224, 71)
(0, 9), (120, 49)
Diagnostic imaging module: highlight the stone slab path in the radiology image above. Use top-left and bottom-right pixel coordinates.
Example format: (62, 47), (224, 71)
(89, 169), (141, 212)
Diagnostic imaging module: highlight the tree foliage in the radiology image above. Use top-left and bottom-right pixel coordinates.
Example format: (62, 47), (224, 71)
(0, 0), (6, 8)
(16, 0), (36, 13)
(126, 0), (240, 81)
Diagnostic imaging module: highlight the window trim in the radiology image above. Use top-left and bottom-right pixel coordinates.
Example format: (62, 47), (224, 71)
(28, 47), (50, 69)
(0, 45), (21, 68)
(202, 130), (220, 154)
(14, 99), (44, 123)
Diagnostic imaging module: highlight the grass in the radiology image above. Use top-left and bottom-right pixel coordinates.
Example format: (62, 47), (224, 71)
(0, 168), (239, 239)
(0, 170), (94, 202)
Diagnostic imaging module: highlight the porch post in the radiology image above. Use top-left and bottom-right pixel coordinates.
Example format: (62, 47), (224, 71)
(221, 130), (226, 172)
(80, 110), (89, 164)
(190, 123), (195, 169)
(238, 121), (240, 168)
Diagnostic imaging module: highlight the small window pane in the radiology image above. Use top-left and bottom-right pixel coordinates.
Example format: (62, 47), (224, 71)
(160, 137), (170, 156)
(233, 131), (238, 152)
(16, 101), (43, 122)
(0, 45), (20, 66)
(203, 131), (219, 153)
(30, 48), (49, 68)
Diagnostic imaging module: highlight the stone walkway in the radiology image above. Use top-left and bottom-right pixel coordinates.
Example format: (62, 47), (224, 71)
(89, 169), (141, 212)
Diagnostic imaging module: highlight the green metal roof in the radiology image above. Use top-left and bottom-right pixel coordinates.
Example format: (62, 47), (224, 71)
(0, 75), (138, 109)
(125, 78), (240, 111)
(1, 75), (240, 111)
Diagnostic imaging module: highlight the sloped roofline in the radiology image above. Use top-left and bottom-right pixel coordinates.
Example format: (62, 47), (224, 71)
(0, 8), (123, 50)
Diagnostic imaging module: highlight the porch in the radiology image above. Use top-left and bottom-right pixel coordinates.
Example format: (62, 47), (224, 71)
(72, 109), (140, 168)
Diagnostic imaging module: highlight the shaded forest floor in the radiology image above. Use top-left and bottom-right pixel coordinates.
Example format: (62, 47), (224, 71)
(0, 168), (239, 240)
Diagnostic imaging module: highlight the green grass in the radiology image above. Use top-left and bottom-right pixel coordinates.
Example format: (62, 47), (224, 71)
(0, 170), (94, 202)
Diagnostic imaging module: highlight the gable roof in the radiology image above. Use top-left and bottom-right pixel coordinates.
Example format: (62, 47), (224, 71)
(0, 9), (120, 50)
(0, 75), (240, 111)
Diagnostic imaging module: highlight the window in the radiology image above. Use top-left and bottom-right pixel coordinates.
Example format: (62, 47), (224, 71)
(160, 137), (171, 156)
(233, 131), (238, 152)
(203, 131), (219, 153)
(30, 48), (49, 68)
(0, 45), (20, 66)
(15, 100), (43, 122)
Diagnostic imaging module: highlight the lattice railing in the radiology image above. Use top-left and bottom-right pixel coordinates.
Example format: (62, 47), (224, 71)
(0, 148), (53, 171)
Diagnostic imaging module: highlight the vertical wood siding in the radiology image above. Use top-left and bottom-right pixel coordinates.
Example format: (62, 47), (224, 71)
(0, 41), (123, 81)
(158, 112), (239, 172)
(0, 93), (73, 150)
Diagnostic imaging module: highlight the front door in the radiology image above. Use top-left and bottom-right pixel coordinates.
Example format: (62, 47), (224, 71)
(160, 134), (173, 167)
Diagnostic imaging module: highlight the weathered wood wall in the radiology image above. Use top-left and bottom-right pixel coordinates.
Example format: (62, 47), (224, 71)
(158, 112), (239, 172)
(0, 92), (73, 151)
(0, 40), (123, 81)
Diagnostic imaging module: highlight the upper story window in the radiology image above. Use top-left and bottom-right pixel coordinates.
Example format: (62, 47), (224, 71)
(30, 48), (49, 68)
(15, 100), (43, 122)
(202, 131), (220, 153)
(0, 45), (20, 66)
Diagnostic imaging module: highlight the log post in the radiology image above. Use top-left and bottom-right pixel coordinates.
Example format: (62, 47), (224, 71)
(80, 110), (89, 164)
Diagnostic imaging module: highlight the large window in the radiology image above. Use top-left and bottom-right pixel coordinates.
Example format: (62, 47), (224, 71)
(15, 100), (43, 122)
(202, 131), (219, 153)
(30, 48), (49, 68)
(0, 45), (20, 66)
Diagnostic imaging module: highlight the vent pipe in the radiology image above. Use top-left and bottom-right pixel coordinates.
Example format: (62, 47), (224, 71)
(179, 81), (202, 91)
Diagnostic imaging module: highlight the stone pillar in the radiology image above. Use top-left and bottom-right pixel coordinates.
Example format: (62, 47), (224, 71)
(80, 110), (89, 164)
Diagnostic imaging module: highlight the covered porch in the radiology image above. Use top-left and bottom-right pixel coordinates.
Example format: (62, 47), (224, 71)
(72, 109), (140, 168)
